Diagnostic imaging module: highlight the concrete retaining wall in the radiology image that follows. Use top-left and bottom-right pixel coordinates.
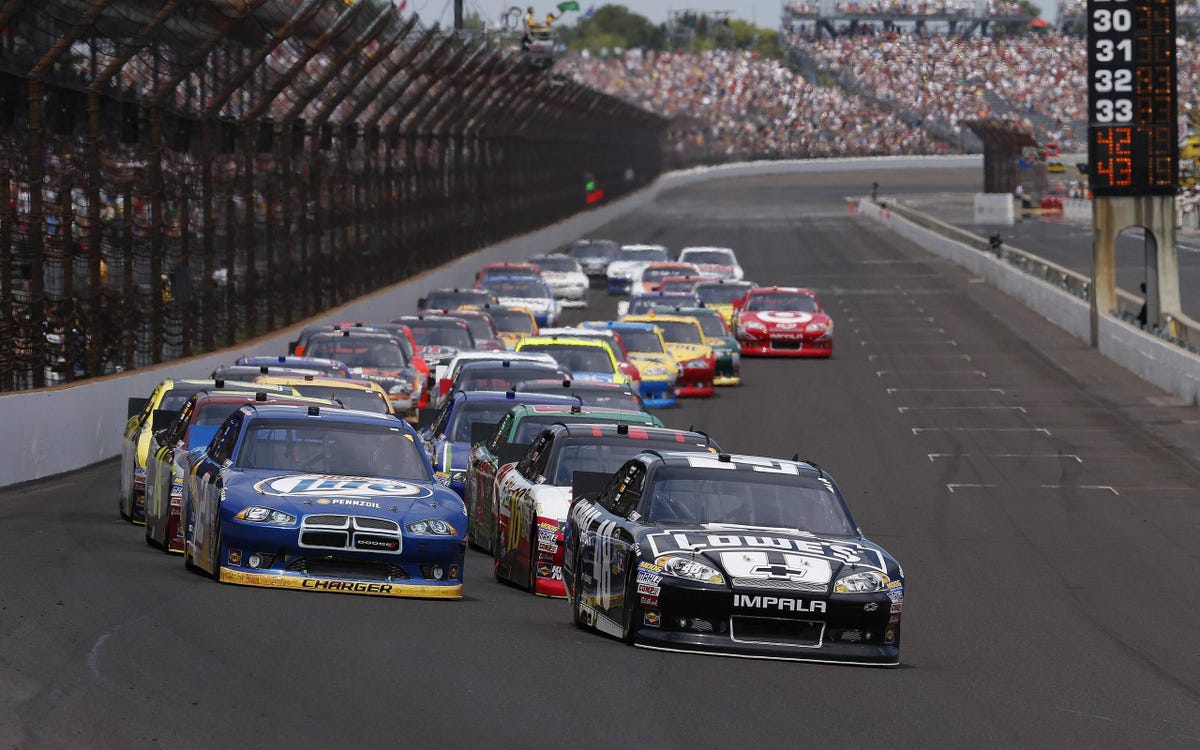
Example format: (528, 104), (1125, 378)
(0, 155), (983, 488)
(855, 199), (1200, 405)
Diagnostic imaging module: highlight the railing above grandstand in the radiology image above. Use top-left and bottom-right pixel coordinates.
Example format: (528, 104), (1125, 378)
(782, 0), (1034, 37)
(0, 0), (665, 392)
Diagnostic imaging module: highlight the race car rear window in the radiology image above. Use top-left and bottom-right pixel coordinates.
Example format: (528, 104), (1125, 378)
(616, 329), (665, 353)
(617, 248), (667, 262)
(744, 293), (819, 313)
(450, 403), (519, 442)
(646, 468), (855, 537)
(458, 366), (562, 393)
(681, 250), (734, 265)
(532, 257), (575, 272)
(569, 242), (617, 259)
(696, 284), (752, 304)
(548, 439), (709, 485)
(512, 415), (648, 444)
(236, 420), (428, 480)
(690, 314), (727, 337)
(485, 279), (549, 298)
(426, 291), (492, 308)
(292, 385), (389, 414)
(408, 324), (474, 350)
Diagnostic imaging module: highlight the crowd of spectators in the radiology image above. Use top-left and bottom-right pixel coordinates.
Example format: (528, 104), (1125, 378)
(786, 0), (1022, 17)
(560, 48), (944, 161)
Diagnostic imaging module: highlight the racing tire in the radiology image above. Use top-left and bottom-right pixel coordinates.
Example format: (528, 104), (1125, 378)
(620, 567), (641, 646)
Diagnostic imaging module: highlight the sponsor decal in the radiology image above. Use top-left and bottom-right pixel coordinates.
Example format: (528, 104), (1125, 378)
(888, 614), (901, 625)
(884, 628), (896, 643)
(638, 561), (663, 574)
(317, 498), (383, 509)
(733, 594), (827, 613)
(644, 609), (662, 628)
(886, 579), (903, 589)
(538, 521), (558, 534)
(863, 602), (878, 612)
(755, 311), (813, 325)
(537, 563), (553, 578)
(636, 568), (662, 586)
(228, 548), (242, 566)
(302, 579), (395, 594)
(640, 595), (659, 607)
(720, 551), (833, 584)
(637, 582), (660, 597)
(887, 587), (904, 603)
(254, 475), (433, 499)
(649, 532), (885, 572)
(538, 540), (557, 554)
(355, 537), (400, 550)
(890, 602), (903, 614)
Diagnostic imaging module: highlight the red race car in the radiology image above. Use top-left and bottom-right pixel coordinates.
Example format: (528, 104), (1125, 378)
(733, 286), (834, 358)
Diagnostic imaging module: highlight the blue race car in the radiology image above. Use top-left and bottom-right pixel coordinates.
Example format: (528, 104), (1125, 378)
(421, 389), (578, 497)
(182, 404), (466, 598)
(235, 355), (352, 379)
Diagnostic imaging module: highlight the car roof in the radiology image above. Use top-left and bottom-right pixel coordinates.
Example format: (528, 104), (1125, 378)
(516, 378), (633, 391)
(308, 330), (401, 342)
(542, 422), (718, 446)
(258, 375), (377, 390)
(453, 390), (577, 405)
(622, 313), (703, 326)
(238, 403), (413, 430)
(640, 450), (822, 477)
(747, 286), (814, 295)
(587, 320), (658, 332)
(456, 359), (562, 373)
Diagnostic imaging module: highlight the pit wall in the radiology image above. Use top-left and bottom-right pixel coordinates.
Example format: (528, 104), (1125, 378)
(0, 155), (983, 488)
(854, 199), (1200, 405)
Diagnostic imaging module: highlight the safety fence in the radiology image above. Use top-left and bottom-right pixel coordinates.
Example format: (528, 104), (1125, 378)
(0, 0), (665, 392)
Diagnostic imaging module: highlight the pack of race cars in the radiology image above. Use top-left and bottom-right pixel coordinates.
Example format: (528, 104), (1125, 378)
(115, 240), (901, 666)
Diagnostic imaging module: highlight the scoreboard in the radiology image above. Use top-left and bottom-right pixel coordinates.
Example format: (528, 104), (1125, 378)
(1086, 0), (1177, 196)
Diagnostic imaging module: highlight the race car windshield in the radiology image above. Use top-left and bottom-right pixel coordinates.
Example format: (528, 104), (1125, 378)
(569, 242), (617, 259)
(617, 329), (665, 353)
(306, 341), (406, 369)
(569, 387), (641, 410)
(408, 324), (474, 350)
(449, 403), (520, 442)
(426, 290), (491, 308)
(291, 385), (389, 414)
(628, 295), (700, 315)
(644, 266), (692, 282)
(618, 248), (668, 262)
(660, 280), (699, 294)
(532, 257), (576, 273)
(691, 314), (727, 337)
(647, 469), (856, 536)
(459, 366), (561, 392)
(193, 402), (254, 426)
(487, 280), (549, 298)
(655, 321), (703, 344)
(512, 415), (638, 444)
(682, 250), (734, 265)
(159, 392), (197, 412)
(521, 344), (612, 373)
(744, 293), (819, 313)
(237, 420), (429, 480)
(490, 310), (536, 333)
(549, 439), (708, 485)
(697, 284), (752, 304)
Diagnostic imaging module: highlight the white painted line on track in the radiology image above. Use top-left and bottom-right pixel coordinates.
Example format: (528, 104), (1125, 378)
(888, 387), (1004, 393)
(898, 405), (1026, 413)
(928, 453), (1082, 462)
(869, 353), (971, 361)
(947, 484), (999, 492)
(913, 427), (1052, 435)
(847, 316), (935, 323)
(877, 370), (988, 376)
(853, 328), (945, 334)
(1040, 484), (1120, 495)
(861, 340), (958, 346)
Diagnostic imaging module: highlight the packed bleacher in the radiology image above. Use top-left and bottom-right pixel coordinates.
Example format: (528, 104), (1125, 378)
(560, 48), (946, 162)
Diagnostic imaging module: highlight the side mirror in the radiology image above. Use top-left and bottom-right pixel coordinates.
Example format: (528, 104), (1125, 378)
(151, 409), (177, 431)
(127, 396), (149, 419)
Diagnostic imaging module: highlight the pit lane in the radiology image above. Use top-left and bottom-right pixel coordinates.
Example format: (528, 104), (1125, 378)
(2, 166), (1199, 748)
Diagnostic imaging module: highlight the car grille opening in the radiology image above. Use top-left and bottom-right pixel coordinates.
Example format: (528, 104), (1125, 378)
(730, 616), (824, 648)
(731, 578), (828, 593)
(285, 558), (410, 581)
(771, 340), (802, 350)
(299, 514), (401, 554)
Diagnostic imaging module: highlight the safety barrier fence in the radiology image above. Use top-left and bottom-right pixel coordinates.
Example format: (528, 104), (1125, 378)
(878, 198), (1200, 351)
(0, 0), (665, 392)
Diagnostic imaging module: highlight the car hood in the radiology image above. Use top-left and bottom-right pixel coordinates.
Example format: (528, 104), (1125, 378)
(665, 342), (713, 362)
(629, 353), (676, 376)
(531, 484), (572, 522)
(607, 260), (650, 277)
(497, 296), (551, 310)
(642, 524), (892, 577)
(738, 311), (829, 328)
(229, 471), (445, 518)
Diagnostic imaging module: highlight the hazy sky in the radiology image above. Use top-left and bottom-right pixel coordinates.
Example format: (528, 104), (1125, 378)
(416, 1), (1061, 29)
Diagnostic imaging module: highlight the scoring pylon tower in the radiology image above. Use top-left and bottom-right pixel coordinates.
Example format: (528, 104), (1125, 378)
(1087, 0), (1181, 344)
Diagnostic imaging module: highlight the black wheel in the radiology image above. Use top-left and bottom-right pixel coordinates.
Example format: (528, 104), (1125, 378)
(620, 566), (641, 645)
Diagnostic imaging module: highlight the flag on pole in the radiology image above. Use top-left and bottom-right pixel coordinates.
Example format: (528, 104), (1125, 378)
(557, 1), (580, 11)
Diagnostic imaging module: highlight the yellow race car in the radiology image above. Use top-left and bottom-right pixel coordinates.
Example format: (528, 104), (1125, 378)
(255, 374), (395, 415)
(620, 313), (716, 397)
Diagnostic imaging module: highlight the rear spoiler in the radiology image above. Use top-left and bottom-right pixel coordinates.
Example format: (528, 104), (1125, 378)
(470, 421), (499, 446)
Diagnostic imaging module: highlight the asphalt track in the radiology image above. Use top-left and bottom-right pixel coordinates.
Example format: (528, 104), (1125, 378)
(3, 167), (1200, 749)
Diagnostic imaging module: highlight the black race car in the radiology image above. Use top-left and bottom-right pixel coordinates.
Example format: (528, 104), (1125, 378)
(563, 451), (904, 665)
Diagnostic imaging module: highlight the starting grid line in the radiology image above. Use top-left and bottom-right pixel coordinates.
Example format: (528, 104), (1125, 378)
(928, 453), (1083, 463)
